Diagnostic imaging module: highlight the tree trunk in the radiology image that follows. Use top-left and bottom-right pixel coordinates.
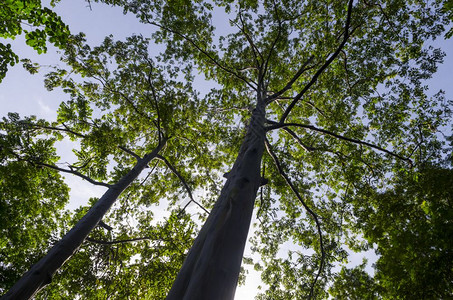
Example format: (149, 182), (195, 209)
(166, 102), (266, 300)
(2, 139), (167, 300)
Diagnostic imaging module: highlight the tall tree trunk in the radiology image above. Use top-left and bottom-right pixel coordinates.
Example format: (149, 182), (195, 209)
(167, 102), (266, 300)
(2, 139), (167, 300)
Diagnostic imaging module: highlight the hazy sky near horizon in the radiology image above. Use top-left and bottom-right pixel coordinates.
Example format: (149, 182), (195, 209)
(1, 1), (453, 298)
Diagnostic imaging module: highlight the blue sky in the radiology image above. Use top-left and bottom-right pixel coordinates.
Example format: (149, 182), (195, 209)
(1, 1), (452, 298)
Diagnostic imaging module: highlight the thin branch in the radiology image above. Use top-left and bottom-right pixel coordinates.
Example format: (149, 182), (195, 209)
(38, 162), (111, 188)
(281, 127), (314, 152)
(156, 154), (209, 215)
(68, 157), (92, 172)
(235, 12), (267, 100)
(363, 0), (399, 37)
(261, 0), (286, 85)
(9, 146), (110, 188)
(34, 123), (143, 161)
(85, 0), (92, 10)
(145, 63), (163, 143)
(307, 100), (327, 118)
(268, 96), (327, 118)
(340, 50), (353, 93)
(98, 220), (113, 231)
(86, 236), (152, 245)
(236, 12), (263, 64)
(118, 146), (141, 160)
(264, 138), (324, 299)
(265, 56), (315, 104)
(266, 121), (413, 166)
(114, 89), (151, 122)
(279, 0), (355, 122)
(143, 16), (257, 91)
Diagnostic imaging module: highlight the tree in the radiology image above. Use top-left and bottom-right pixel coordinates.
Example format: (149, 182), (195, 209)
(0, 114), (69, 292)
(2, 0), (453, 299)
(0, 0), (70, 82)
(331, 166), (453, 299)
(1, 34), (210, 298)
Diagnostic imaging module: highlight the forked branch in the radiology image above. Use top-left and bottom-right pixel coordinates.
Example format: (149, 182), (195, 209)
(264, 138), (324, 299)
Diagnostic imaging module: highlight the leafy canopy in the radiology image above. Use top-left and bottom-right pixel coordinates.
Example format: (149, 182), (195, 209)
(1, 0), (453, 298)
(0, 0), (70, 82)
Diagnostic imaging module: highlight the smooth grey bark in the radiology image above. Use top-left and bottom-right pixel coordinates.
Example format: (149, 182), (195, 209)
(166, 101), (266, 300)
(2, 139), (167, 300)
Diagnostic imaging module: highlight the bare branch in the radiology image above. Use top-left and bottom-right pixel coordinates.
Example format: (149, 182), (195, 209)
(156, 154), (209, 215)
(264, 138), (324, 299)
(279, 0), (355, 122)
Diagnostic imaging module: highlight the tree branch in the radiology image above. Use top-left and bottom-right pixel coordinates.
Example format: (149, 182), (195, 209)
(143, 16), (257, 91)
(264, 138), (324, 299)
(28, 122), (86, 139)
(266, 121), (413, 166)
(30, 123), (143, 161)
(265, 56), (315, 104)
(118, 146), (141, 160)
(86, 236), (152, 245)
(144, 61), (164, 143)
(236, 12), (263, 65)
(281, 127), (314, 152)
(279, 0), (355, 122)
(261, 0), (283, 86)
(98, 220), (113, 231)
(38, 162), (111, 188)
(156, 154), (209, 215)
(113, 88), (151, 122)
(8, 148), (110, 188)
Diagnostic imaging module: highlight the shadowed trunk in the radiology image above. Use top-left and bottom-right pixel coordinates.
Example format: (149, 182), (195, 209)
(166, 102), (266, 300)
(2, 139), (167, 300)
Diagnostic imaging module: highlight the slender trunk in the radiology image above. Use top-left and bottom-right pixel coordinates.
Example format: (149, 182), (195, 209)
(167, 102), (266, 300)
(2, 139), (167, 300)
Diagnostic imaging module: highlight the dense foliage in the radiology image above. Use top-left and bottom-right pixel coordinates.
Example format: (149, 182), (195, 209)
(0, 0), (70, 82)
(330, 166), (453, 299)
(1, 0), (452, 298)
(0, 114), (69, 291)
